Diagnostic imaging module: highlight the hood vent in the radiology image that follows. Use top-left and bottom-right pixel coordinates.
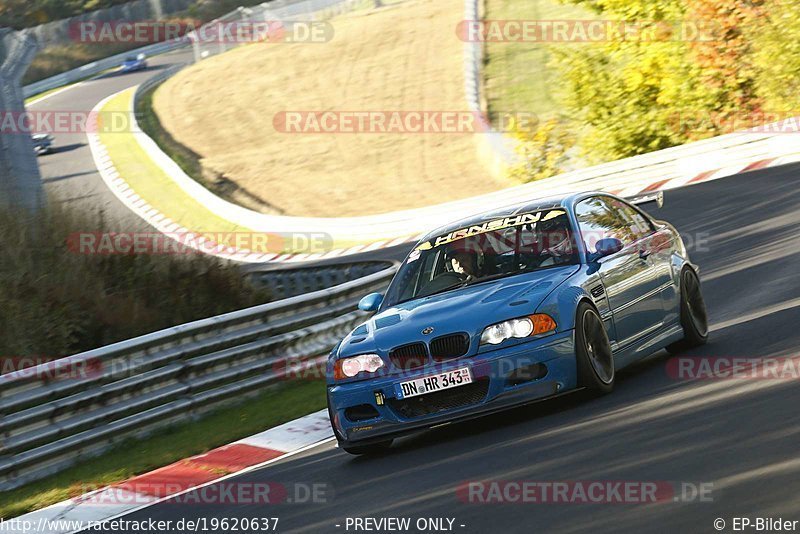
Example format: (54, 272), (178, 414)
(375, 314), (402, 329)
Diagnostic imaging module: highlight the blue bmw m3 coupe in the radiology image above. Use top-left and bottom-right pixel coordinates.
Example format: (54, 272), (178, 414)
(327, 191), (708, 454)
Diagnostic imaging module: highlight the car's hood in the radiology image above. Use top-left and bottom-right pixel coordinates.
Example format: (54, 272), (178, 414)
(338, 265), (579, 357)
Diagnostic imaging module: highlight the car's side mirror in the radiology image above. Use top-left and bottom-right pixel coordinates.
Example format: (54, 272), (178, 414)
(591, 237), (624, 261)
(358, 292), (383, 312)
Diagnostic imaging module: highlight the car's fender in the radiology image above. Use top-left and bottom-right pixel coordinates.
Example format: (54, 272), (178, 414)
(533, 271), (595, 333)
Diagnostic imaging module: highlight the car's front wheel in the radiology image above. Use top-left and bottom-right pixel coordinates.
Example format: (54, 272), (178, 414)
(575, 301), (615, 394)
(667, 267), (709, 353)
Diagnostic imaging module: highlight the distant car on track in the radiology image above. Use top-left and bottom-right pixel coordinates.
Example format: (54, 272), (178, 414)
(327, 191), (708, 454)
(120, 53), (148, 73)
(32, 133), (53, 155)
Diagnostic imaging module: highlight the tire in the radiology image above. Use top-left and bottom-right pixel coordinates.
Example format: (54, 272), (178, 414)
(667, 267), (709, 353)
(575, 301), (615, 394)
(328, 397), (393, 455)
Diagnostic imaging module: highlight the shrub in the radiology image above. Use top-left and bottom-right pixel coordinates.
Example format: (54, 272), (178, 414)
(507, 117), (576, 182)
(0, 203), (270, 359)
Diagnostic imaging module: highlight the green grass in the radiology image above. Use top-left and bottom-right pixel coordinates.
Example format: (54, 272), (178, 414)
(0, 379), (327, 519)
(483, 0), (594, 124)
(100, 88), (362, 251)
(101, 89), (252, 236)
(136, 83), (279, 214)
(136, 85), (206, 190)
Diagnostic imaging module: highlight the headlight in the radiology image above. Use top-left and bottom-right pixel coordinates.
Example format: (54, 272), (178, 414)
(333, 353), (385, 379)
(480, 314), (557, 345)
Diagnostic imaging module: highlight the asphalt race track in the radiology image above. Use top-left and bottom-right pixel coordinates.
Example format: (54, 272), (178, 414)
(80, 163), (800, 533)
(30, 48), (194, 230)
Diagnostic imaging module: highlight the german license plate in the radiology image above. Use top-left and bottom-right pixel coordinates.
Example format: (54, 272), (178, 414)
(396, 367), (472, 399)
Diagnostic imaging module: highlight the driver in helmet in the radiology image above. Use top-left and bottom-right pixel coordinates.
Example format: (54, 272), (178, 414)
(538, 216), (573, 259)
(447, 249), (479, 282)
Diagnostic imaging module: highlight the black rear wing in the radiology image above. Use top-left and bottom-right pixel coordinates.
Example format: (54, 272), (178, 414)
(625, 190), (664, 209)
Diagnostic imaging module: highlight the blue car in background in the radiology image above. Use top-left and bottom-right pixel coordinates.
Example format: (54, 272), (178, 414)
(327, 191), (708, 454)
(120, 53), (148, 73)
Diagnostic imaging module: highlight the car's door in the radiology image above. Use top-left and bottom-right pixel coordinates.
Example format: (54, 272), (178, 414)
(575, 196), (666, 347)
(608, 197), (675, 290)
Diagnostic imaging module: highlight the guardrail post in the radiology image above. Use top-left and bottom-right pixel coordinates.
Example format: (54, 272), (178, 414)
(0, 29), (43, 212)
(149, 0), (164, 20)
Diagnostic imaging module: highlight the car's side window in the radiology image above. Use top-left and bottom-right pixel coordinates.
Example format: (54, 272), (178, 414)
(608, 198), (655, 239)
(575, 196), (639, 252)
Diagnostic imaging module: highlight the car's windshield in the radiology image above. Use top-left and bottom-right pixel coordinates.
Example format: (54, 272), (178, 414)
(383, 207), (579, 308)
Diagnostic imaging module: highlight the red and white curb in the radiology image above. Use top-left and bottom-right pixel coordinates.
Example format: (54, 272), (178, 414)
(4, 410), (334, 534)
(610, 153), (800, 198)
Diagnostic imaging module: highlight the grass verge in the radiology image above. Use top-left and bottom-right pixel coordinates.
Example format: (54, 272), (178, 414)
(135, 85), (206, 189)
(135, 84), (279, 214)
(0, 379), (327, 519)
(152, 0), (509, 217)
(101, 89), (249, 237)
(101, 88), (362, 250)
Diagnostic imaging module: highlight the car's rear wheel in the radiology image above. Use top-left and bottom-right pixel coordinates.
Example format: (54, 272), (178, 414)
(575, 301), (615, 394)
(667, 267), (709, 353)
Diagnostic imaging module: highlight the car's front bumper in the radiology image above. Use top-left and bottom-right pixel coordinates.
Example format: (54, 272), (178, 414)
(327, 330), (577, 444)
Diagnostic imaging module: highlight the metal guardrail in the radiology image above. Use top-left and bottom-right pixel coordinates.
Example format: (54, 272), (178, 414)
(0, 266), (396, 491)
(23, 39), (187, 99)
(22, 2), (252, 99)
(133, 62), (189, 109)
(23, 0), (383, 99)
(246, 262), (395, 300)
